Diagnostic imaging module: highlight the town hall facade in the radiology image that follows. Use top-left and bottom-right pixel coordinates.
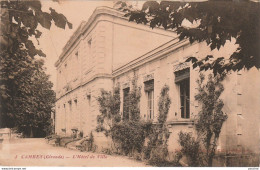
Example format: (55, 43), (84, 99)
(55, 6), (259, 164)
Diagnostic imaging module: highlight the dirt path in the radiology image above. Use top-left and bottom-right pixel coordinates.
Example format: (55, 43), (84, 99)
(0, 138), (148, 167)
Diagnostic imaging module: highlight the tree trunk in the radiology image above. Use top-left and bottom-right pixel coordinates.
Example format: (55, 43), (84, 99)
(208, 156), (213, 167)
(30, 127), (33, 138)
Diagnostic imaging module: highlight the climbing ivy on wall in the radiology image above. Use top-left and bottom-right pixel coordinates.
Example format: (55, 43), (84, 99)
(146, 85), (172, 166)
(96, 80), (173, 165)
(96, 86), (121, 136)
(177, 73), (227, 167)
(128, 78), (142, 121)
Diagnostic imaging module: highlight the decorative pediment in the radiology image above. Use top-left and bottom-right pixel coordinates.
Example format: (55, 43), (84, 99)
(122, 82), (130, 89)
(173, 62), (190, 72)
(64, 83), (72, 92)
(143, 73), (154, 82)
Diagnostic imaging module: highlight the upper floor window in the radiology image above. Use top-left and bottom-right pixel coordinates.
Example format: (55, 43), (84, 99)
(175, 68), (190, 119)
(144, 80), (154, 120)
(74, 99), (78, 108)
(68, 100), (72, 112)
(88, 38), (92, 49)
(88, 39), (92, 54)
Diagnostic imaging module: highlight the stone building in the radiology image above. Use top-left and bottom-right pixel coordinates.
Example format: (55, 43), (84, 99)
(55, 6), (259, 165)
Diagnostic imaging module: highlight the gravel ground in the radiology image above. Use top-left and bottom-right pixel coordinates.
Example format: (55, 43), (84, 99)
(0, 138), (148, 167)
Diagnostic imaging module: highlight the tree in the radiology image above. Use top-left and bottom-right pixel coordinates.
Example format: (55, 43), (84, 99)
(0, 0), (72, 135)
(116, 0), (260, 75)
(14, 59), (56, 137)
(194, 73), (227, 166)
(1, 0), (72, 58)
(178, 74), (227, 166)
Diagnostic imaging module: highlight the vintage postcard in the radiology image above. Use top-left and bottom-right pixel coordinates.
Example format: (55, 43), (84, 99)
(0, 0), (259, 168)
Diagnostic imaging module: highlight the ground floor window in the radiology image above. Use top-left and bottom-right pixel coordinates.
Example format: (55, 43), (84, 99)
(175, 68), (190, 119)
(144, 80), (154, 120)
(179, 79), (190, 119)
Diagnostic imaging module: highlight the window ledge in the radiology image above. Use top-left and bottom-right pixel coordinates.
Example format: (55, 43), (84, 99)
(167, 120), (194, 126)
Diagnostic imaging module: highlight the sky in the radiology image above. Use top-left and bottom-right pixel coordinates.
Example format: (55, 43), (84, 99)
(37, 1), (115, 89)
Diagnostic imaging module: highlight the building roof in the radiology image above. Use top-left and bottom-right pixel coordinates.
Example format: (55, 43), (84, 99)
(55, 6), (176, 68)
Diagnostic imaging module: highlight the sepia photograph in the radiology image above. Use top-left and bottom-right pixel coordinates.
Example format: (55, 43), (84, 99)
(0, 0), (259, 168)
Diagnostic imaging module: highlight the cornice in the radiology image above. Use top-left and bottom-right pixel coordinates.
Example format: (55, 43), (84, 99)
(56, 73), (112, 101)
(112, 38), (191, 77)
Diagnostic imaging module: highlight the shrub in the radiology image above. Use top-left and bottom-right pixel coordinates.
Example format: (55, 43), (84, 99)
(111, 121), (147, 155)
(178, 131), (202, 166)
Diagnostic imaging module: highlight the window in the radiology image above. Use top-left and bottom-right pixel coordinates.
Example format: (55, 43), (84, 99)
(74, 99), (77, 108)
(75, 51), (78, 58)
(175, 68), (190, 119)
(179, 79), (190, 119)
(123, 87), (130, 121)
(87, 94), (91, 114)
(88, 39), (92, 53)
(87, 38), (92, 69)
(144, 80), (154, 120)
(68, 100), (72, 112)
(88, 39), (92, 46)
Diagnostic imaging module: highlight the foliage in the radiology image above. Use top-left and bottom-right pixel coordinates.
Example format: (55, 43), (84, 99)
(177, 73), (227, 166)
(1, 0), (72, 58)
(121, 76), (141, 121)
(110, 78), (143, 155)
(111, 121), (147, 155)
(178, 131), (202, 166)
(194, 73), (227, 166)
(96, 77), (145, 156)
(96, 83), (172, 165)
(147, 85), (171, 165)
(96, 86), (121, 135)
(87, 131), (96, 152)
(127, 78), (141, 121)
(1, 58), (56, 137)
(0, 0), (72, 136)
(43, 115), (55, 137)
(116, 0), (260, 75)
(158, 85), (171, 124)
